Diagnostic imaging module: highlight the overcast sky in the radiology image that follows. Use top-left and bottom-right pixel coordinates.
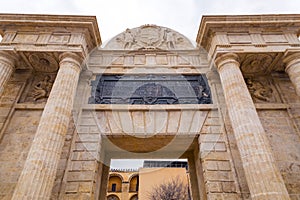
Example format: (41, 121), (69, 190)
(0, 0), (299, 45)
(1, 0), (299, 169)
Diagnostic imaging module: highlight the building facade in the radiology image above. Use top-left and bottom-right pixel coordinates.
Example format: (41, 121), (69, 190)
(106, 161), (190, 200)
(0, 13), (299, 200)
(106, 170), (138, 200)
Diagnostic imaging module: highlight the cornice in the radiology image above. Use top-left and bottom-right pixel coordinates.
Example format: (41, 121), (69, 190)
(197, 14), (300, 51)
(0, 13), (101, 51)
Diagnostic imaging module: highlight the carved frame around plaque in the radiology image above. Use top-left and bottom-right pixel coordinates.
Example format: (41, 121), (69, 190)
(89, 74), (212, 105)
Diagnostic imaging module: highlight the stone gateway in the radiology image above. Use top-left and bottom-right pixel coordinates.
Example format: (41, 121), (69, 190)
(0, 14), (299, 200)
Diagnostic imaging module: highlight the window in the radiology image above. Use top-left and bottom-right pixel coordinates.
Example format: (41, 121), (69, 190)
(111, 183), (116, 192)
(108, 175), (122, 192)
(130, 194), (138, 200)
(129, 175), (139, 192)
(107, 194), (120, 200)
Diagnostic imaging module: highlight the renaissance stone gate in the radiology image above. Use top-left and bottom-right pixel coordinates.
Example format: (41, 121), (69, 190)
(0, 14), (299, 200)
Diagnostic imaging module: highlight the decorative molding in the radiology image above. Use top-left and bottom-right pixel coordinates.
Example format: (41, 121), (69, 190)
(105, 25), (194, 50)
(240, 53), (273, 75)
(28, 52), (58, 72)
(214, 53), (240, 71)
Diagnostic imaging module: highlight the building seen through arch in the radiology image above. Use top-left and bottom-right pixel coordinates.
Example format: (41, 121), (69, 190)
(0, 13), (299, 200)
(106, 160), (190, 200)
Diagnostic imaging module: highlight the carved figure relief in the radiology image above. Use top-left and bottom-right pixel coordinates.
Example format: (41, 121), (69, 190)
(20, 74), (55, 103)
(31, 75), (53, 101)
(245, 78), (273, 102)
(106, 25), (194, 50)
(123, 28), (135, 49)
(164, 29), (176, 49)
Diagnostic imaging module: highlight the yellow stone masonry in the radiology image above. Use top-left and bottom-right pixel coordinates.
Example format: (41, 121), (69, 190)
(0, 13), (299, 200)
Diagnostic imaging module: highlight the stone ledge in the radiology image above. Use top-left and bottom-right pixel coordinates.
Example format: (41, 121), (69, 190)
(82, 104), (217, 111)
(15, 103), (45, 110)
(255, 103), (289, 110)
(14, 103), (217, 111)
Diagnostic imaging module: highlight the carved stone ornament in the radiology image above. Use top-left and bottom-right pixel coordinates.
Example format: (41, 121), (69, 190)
(21, 74), (55, 103)
(28, 52), (59, 72)
(240, 53), (273, 75)
(245, 77), (277, 103)
(89, 75), (212, 105)
(104, 25), (195, 50)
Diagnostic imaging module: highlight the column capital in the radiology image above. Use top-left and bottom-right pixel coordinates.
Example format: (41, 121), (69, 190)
(214, 53), (240, 71)
(283, 51), (300, 72)
(59, 52), (84, 71)
(206, 70), (219, 85)
(0, 50), (19, 68)
(79, 69), (93, 82)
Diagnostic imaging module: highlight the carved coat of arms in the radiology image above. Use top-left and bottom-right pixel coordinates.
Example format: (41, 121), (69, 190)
(135, 25), (163, 48)
(108, 25), (193, 50)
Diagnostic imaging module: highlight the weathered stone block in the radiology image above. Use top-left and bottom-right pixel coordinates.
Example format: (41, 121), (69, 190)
(206, 181), (222, 193)
(222, 181), (236, 193)
(67, 171), (95, 182)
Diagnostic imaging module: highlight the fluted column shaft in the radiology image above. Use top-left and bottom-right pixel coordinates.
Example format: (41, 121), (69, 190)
(0, 51), (17, 97)
(12, 52), (83, 200)
(284, 52), (300, 96)
(215, 53), (290, 200)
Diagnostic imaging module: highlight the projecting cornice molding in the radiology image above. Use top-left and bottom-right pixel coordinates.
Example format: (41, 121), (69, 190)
(0, 14), (102, 72)
(0, 14), (101, 55)
(197, 14), (300, 55)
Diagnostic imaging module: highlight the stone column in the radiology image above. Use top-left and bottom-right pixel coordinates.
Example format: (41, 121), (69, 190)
(215, 53), (290, 200)
(0, 51), (17, 97)
(284, 52), (300, 96)
(12, 52), (83, 200)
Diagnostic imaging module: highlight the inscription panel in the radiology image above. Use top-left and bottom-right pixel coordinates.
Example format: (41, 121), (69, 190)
(89, 75), (212, 105)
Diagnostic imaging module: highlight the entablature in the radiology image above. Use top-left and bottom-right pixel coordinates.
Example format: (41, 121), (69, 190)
(88, 49), (210, 74)
(0, 14), (101, 72)
(197, 14), (300, 66)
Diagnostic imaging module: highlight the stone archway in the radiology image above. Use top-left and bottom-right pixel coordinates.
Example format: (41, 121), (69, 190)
(70, 25), (228, 200)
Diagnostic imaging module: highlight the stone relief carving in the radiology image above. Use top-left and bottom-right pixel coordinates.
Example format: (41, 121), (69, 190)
(31, 75), (53, 101)
(244, 77), (282, 103)
(123, 28), (135, 49)
(20, 74), (55, 103)
(105, 25), (194, 50)
(246, 78), (273, 102)
(240, 54), (273, 75)
(164, 28), (176, 49)
(28, 52), (59, 72)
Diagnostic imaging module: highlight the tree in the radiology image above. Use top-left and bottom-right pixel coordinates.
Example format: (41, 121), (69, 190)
(148, 177), (191, 200)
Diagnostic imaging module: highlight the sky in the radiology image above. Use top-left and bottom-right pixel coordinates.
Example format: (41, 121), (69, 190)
(0, 0), (299, 45)
(1, 0), (299, 169)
